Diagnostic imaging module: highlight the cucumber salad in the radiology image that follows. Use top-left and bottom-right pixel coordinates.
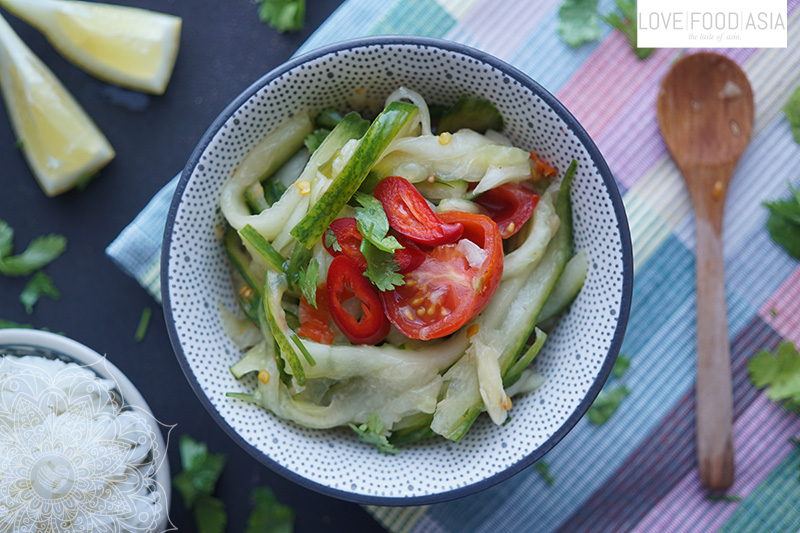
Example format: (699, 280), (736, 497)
(219, 88), (587, 450)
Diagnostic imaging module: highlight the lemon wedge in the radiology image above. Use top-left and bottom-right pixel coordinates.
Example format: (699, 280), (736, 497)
(0, 0), (181, 94)
(0, 13), (115, 196)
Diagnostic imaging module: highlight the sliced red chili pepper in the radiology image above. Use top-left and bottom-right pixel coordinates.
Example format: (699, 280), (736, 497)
(374, 176), (463, 246)
(474, 183), (540, 239)
(530, 151), (558, 178)
(323, 217), (426, 274)
(298, 284), (334, 345)
(326, 255), (390, 345)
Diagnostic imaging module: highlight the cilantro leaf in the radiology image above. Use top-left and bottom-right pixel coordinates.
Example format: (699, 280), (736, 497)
(0, 220), (67, 277)
(587, 385), (630, 425)
(297, 259), (319, 308)
(353, 192), (403, 253)
(0, 318), (34, 329)
(534, 461), (555, 485)
(324, 228), (342, 252)
(785, 85), (800, 144)
(194, 494), (227, 533)
(603, 0), (655, 60)
(764, 184), (800, 260)
(135, 307), (152, 342)
(360, 240), (404, 292)
(255, 0), (305, 33)
(20, 271), (60, 315)
(174, 435), (227, 509)
(304, 128), (330, 154)
(246, 487), (295, 533)
(748, 341), (800, 412)
(349, 413), (398, 454)
(612, 354), (630, 378)
(558, 0), (602, 48)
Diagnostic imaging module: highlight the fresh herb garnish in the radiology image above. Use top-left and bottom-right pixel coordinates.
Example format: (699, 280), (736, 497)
(324, 228), (342, 252)
(349, 413), (398, 454)
(587, 385), (630, 425)
(135, 307), (152, 342)
(534, 461), (555, 485)
(748, 341), (800, 413)
(304, 128), (330, 154)
(360, 240), (404, 292)
(612, 354), (630, 378)
(558, 0), (602, 48)
(246, 487), (295, 533)
(297, 259), (319, 308)
(0, 318), (34, 329)
(763, 183), (800, 260)
(785, 85), (800, 144)
(0, 220), (67, 277)
(353, 192), (403, 253)
(255, 0), (305, 33)
(174, 435), (227, 532)
(706, 493), (743, 502)
(603, 0), (655, 60)
(20, 271), (60, 315)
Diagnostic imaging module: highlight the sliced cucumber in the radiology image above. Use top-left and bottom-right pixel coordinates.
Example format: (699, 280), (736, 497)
(437, 94), (504, 134)
(290, 101), (419, 249)
(538, 249), (588, 323)
(238, 224), (286, 273)
(415, 179), (468, 200)
(264, 271), (306, 387)
(231, 341), (272, 379)
(224, 227), (263, 297)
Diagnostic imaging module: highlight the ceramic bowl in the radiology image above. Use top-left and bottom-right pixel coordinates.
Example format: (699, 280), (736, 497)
(162, 36), (633, 505)
(0, 328), (171, 531)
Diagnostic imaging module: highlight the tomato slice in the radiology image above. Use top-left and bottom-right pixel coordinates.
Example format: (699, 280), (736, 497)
(326, 256), (390, 345)
(323, 217), (425, 274)
(381, 212), (503, 340)
(474, 183), (540, 239)
(374, 176), (463, 246)
(298, 284), (334, 345)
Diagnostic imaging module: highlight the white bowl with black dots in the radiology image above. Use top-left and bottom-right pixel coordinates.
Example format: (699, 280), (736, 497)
(162, 36), (633, 505)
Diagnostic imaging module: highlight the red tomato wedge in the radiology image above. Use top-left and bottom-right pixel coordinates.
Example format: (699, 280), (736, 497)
(380, 212), (503, 341)
(326, 256), (390, 345)
(323, 217), (425, 274)
(298, 284), (334, 345)
(474, 183), (540, 239)
(374, 176), (463, 246)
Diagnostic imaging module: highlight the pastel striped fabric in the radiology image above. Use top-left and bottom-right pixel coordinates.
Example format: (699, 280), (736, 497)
(107, 1), (800, 531)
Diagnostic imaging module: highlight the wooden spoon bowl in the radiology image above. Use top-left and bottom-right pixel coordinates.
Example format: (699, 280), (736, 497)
(657, 53), (754, 490)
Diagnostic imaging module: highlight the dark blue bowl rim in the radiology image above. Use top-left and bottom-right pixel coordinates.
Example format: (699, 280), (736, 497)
(162, 35), (634, 507)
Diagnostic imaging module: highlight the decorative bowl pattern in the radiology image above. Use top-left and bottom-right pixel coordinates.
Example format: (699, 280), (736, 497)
(162, 36), (633, 505)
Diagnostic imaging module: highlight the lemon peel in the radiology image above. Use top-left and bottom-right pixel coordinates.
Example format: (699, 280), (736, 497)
(0, 13), (115, 196)
(0, 0), (182, 94)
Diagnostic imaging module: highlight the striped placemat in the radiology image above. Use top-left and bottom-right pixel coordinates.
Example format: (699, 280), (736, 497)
(107, 0), (800, 531)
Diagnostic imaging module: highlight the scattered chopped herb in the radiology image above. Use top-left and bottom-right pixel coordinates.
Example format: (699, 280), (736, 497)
(785, 85), (800, 144)
(174, 435), (227, 531)
(20, 271), (60, 315)
(135, 307), (153, 342)
(748, 341), (800, 413)
(360, 239), (404, 292)
(304, 128), (330, 154)
(603, 0), (655, 59)
(706, 493), (743, 502)
(587, 385), (630, 425)
(353, 192), (403, 253)
(246, 487), (295, 533)
(0, 318), (34, 329)
(324, 228), (342, 252)
(558, 0), (602, 48)
(534, 461), (555, 485)
(771, 308), (779, 317)
(290, 333), (316, 366)
(0, 219), (67, 277)
(763, 183), (800, 260)
(255, 0), (305, 32)
(297, 259), (319, 308)
(349, 413), (398, 454)
(612, 354), (630, 378)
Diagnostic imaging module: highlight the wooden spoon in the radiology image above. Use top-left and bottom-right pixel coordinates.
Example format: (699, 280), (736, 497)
(657, 53), (754, 490)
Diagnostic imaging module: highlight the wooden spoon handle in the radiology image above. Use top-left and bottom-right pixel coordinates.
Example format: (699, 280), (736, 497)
(694, 217), (735, 489)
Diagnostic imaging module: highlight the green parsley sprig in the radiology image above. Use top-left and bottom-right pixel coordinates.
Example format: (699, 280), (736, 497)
(748, 341), (800, 412)
(350, 413), (398, 454)
(763, 183), (800, 260)
(255, 0), (306, 33)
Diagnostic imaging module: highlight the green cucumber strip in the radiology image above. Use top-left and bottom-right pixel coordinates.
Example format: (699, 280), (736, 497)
(437, 94), (504, 134)
(315, 108), (344, 129)
(432, 160), (577, 441)
(244, 182), (270, 214)
(290, 101), (419, 248)
(290, 333), (316, 366)
(389, 414), (435, 445)
(264, 180), (287, 206)
(285, 241), (313, 288)
(537, 249), (588, 323)
(503, 328), (547, 388)
(264, 273), (306, 386)
(238, 225), (286, 273)
(224, 228), (263, 297)
(226, 392), (256, 402)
